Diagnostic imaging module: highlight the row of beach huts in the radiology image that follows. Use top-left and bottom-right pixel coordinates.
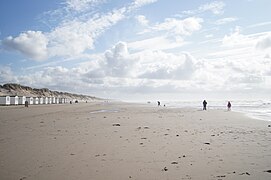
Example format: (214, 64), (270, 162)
(0, 96), (69, 106)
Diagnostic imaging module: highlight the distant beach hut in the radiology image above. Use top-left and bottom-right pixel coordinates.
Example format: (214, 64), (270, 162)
(43, 97), (48, 104)
(59, 98), (64, 104)
(55, 97), (59, 104)
(10, 96), (19, 105)
(61, 98), (68, 104)
(33, 97), (39, 105)
(18, 96), (26, 105)
(0, 96), (10, 105)
(48, 97), (52, 104)
(52, 97), (56, 104)
(26, 97), (33, 105)
(39, 97), (43, 104)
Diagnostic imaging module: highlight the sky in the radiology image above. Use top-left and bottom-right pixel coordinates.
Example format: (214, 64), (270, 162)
(0, 0), (271, 101)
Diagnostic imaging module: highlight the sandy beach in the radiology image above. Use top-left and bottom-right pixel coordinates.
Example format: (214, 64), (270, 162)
(0, 102), (271, 180)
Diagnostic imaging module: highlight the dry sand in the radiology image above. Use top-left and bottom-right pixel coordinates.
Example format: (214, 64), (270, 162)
(0, 102), (271, 180)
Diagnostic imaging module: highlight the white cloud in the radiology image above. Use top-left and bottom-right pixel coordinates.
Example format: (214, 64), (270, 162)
(3, 39), (271, 100)
(215, 17), (237, 25)
(153, 17), (203, 36)
(0, 66), (17, 83)
(199, 1), (225, 15)
(182, 1), (225, 16)
(222, 27), (255, 47)
(1, 0), (158, 61)
(137, 51), (197, 80)
(48, 8), (126, 57)
(136, 15), (149, 26)
(2, 31), (48, 61)
(104, 42), (138, 77)
(133, 0), (157, 8)
(205, 34), (214, 38)
(132, 16), (202, 52)
(65, 0), (104, 12)
(128, 36), (185, 51)
(227, 74), (264, 84)
(256, 34), (271, 50)
(247, 21), (271, 28)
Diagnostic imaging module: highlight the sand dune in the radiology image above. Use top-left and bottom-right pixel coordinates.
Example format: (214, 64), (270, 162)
(0, 102), (271, 180)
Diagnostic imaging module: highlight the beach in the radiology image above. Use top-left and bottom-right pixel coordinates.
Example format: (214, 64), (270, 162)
(0, 102), (271, 180)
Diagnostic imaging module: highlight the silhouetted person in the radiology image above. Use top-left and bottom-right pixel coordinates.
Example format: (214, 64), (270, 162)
(157, 101), (161, 106)
(227, 101), (231, 111)
(203, 100), (207, 110)
(25, 101), (29, 107)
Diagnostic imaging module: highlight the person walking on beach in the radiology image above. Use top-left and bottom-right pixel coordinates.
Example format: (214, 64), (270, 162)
(157, 101), (161, 106)
(227, 101), (231, 111)
(25, 101), (29, 107)
(203, 100), (207, 110)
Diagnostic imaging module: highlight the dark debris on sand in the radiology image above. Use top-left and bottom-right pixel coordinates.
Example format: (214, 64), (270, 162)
(163, 167), (168, 171)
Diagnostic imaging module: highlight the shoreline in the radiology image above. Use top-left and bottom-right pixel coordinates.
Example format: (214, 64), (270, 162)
(1, 102), (271, 179)
(2, 99), (271, 121)
(135, 100), (271, 122)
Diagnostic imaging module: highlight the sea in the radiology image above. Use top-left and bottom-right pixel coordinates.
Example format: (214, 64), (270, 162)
(147, 100), (271, 121)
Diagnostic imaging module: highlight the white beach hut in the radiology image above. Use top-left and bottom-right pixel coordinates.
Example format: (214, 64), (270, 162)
(39, 97), (43, 104)
(55, 97), (59, 104)
(43, 97), (48, 104)
(26, 97), (33, 105)
(52, 97), (56, 104)
(0, 96), (10, 105)
(48, 97), (52, 104)
(33, 97), (39, 105)
(61, 98), (67, 104)
(59, 98), (64, 104)
(18, 96), (26, 105)
(10, 96), (18, 105)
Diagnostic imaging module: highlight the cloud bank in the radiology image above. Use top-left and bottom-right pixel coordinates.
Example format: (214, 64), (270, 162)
(1, 0), (271, 100)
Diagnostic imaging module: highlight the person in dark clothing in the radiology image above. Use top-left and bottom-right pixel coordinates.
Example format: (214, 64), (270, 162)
(203, 100), (207, 110)
(157, 101), (161, 106)
(25, 101), (29, 107)
(227, 101), (231, 111)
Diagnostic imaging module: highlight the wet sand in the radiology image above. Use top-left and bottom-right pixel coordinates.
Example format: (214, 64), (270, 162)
(0, 102), (271, 180)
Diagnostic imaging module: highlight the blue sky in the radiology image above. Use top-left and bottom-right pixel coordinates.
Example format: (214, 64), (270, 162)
(0, 0), (271, 101)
